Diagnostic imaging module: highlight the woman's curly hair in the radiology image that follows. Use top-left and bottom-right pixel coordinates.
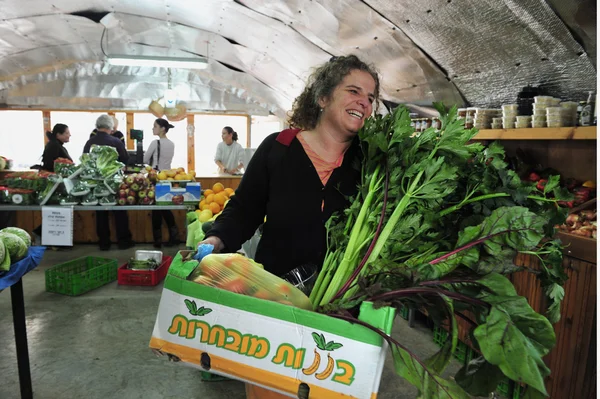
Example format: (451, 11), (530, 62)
(287, 55), (380, 130)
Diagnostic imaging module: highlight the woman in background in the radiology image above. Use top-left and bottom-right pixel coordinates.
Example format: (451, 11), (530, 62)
(214, 126), (245, 174)
(34, 123), (72, 242)
(144, 118), (179, 248)
(41, 123), (71, 171)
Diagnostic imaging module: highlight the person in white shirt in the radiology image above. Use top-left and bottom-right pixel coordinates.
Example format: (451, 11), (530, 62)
(144, 118), (179, 248)
(215, 126), (245, 174)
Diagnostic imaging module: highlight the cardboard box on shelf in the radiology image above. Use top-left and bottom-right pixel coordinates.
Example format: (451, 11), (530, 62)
(149, 251), (395, 399)
(155, 182), (201, 205)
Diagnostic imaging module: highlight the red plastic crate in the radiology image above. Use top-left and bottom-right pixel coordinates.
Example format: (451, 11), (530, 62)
(118, 255), (173, 286)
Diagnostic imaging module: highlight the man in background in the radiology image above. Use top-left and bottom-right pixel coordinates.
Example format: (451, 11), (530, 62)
(90, 115), (125, 145)
(83, 114), (134, 251)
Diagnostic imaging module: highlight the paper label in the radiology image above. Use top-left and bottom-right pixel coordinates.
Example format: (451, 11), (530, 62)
(41, 206), (73, 246)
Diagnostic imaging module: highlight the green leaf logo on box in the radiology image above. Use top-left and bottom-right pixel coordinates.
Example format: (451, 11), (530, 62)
(184, 299), (213, 317)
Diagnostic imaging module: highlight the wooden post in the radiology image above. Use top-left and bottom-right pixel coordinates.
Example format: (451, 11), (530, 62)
(246, 114), (251, 148)
(187, 114), (195, 172)
(126, 112), (134, 150)
(42, 111), (51, 145)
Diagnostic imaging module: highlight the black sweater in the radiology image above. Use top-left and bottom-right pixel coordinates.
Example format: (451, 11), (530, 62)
(41, 139), (72, 172)
(206, 131), (361, 277)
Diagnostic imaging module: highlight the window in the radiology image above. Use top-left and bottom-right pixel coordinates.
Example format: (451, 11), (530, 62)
(133, 113), (188, 170)
(251, 115), (284, 148)
(50, 112), (110, 164)
(193, 115), (248, 175)
(0, 111), (44, 169)
(114, 112), (128, 148)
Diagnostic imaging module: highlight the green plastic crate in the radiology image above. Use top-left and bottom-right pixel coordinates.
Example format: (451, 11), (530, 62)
(496, 378), (526, 399)
(432, 325), (472, 365)
(398, 304), (410, 320)
(433, 324), (449, 346)
(45, 256), (118, 296)
(200, 371), (230, 382)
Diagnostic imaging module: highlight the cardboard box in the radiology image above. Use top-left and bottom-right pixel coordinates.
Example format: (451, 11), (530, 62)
(155, 182), (201, 205)
(150, 252), (395, 399)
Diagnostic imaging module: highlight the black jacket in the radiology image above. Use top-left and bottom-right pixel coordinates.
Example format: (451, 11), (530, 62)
(206, 131), (361, 276)
(83, 131), (129, 164)
(90, 129), (125, 144)
(41, 139), (72, 172)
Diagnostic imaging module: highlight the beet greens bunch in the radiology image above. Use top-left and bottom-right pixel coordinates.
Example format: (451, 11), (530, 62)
(310, 104), (570, 398)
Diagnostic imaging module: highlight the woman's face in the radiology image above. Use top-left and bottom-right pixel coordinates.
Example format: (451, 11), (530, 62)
(221, 129), (233, 145)
(319, 69), (376, 136)
(153, 122), (161, 136)
(57, 128), (71, 143)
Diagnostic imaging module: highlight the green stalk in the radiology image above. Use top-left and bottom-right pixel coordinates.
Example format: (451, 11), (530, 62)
(439, 193), (559, 217)
(317, 166), (383, 306)
(309, 251), (334, 304)
(342, 170), (425, 300)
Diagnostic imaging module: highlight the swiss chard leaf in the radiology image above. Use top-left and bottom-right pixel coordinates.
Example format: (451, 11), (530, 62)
(392, 346), (471, 399)
(455, 356), (506, 396)
(474, 274), (555, 395)
(424, 296), (457, 374)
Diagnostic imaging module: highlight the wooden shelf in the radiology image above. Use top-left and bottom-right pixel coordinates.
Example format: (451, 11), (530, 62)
(473, 126), (597, 140)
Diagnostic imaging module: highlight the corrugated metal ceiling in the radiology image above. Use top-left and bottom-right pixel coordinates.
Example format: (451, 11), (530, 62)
(0, 0), (595, 117)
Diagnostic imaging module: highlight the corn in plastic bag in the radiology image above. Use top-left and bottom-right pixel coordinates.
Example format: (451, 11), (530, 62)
(188, 253), (312, 310)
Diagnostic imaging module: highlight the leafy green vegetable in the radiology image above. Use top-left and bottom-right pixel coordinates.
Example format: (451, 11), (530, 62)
(313, 103), (569, 397)
(0, 232), (27, 261)
(0, 239), (7, 271)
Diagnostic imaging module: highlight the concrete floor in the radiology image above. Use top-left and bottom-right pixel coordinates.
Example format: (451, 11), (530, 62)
(0, 244), (463, 399)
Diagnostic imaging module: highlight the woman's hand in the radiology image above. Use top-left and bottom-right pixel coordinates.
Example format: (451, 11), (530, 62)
(199, 236), (225, 253)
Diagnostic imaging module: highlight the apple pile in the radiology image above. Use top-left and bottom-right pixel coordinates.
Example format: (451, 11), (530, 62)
(117, 173), (156, 206)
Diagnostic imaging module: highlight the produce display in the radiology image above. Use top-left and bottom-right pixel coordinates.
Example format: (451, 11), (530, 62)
(117, 173), (156, 206)
(157, 167), (196, 182)
(187, 252), (312, 310)
(0, 227), (31, 272)
(557, 208), (597, 238)
(196, 183), (235, 222)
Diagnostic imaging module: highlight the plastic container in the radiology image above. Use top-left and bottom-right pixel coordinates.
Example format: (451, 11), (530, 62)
(534, 96), (554, 104)
(118, 255), (173, 286)
(546, 107), (564, 116)
(45, 256), (118, 296)
(135, 250), (163, 264)
(531, 121), (547, 128)
(502, 104), (518, 112)
(503, 120), (516, 129)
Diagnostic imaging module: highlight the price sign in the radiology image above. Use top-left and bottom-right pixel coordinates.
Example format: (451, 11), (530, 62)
(41, 206), (74, 246)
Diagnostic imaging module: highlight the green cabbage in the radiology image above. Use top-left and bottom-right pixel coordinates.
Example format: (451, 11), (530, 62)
(0, 240), (9, 272)
(0, 227), (31, 247)
(0, 232), (27, 261)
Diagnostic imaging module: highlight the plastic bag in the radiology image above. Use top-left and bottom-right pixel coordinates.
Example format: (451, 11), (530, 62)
(186, 220), (205, 249)
(188, 253), (313, 310)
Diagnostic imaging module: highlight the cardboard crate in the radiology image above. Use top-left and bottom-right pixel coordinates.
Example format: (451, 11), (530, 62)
(155, 182), (201, 205)
(150, 251), (395, 399)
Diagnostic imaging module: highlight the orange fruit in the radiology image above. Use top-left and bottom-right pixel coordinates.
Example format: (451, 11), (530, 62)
(213, 182), (225, 193)
(201, 204), (211, 211)
(214, 193), (227, 206)
(199, 199), (206, 209)
(203, 189), (214, 197)
(224, 188), (234, 196)
(209, 202), (221, 214)
(205, 194), (215, 204)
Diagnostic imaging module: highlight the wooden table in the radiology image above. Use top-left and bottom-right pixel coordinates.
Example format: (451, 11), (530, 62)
(0, 205), (190, 245)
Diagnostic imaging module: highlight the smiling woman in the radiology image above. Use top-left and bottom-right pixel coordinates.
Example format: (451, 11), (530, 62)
(200, 55), (381, 280)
